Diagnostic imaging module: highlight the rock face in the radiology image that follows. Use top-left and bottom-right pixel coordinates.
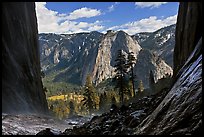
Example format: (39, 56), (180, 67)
(134, 49), (173, 89)
(134, 2), (202, 135)
(92, 31), (141, 85)
(173, 2), (202, 77)
(40, 31), (103, 85)
(132, 24), (176, 67)
(2, 2), (48, 113)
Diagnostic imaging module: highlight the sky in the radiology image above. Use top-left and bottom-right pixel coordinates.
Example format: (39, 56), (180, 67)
(35, 2), (179, 35)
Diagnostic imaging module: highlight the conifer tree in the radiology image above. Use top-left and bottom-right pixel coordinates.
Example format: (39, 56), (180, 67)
(113, 49), (128, 105)
(127, 52), (136, 97)
(81, 74), (96, 114)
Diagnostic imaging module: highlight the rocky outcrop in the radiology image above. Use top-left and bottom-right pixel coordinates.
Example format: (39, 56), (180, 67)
(132, 24), (176, 67)
(134, 49), (173, 88)
(2, 2), (48, 113)
(92, 31), (141, 85)
(173, 2), (202, 77)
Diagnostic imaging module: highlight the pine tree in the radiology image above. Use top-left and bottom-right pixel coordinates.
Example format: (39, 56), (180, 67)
(128, 80), (134, 97)
(127, 52), (136, 97)
(113, 50), (128, 105)
(81, 74), (96, 114)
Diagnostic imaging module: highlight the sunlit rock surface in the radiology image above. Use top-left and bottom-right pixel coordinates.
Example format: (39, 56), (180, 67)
(92, 31), (141, 85)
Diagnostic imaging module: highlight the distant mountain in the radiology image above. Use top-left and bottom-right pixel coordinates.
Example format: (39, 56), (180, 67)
(134, 49), (172, 88)
(132, 24), (176, 67)
(39, 29), (173, 88)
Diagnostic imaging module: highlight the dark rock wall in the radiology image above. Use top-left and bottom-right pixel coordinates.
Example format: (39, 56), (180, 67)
(2, 2), (48, 113)
(173, 2), (202, 78)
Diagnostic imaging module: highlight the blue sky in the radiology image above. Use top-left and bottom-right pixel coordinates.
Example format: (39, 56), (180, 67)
(35, 2), (179, 35)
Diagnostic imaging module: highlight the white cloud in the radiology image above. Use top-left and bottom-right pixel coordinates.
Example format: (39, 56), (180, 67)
(135, 2), (167, 9)
(35, 2), (103, 34)
(67, 7), (101, 20)
(88, 25), (104, 31)
(108, 2), (119, 12)
(106, 15), (177, 35)
(108, 5), (115, 12)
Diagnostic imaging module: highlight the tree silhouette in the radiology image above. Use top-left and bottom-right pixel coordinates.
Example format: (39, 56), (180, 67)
(126, 52), (136, 97)
(81, 74), (96, 114)
(113, 49), (128, 105)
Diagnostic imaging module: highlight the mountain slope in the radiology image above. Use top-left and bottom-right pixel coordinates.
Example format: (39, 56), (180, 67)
(134, 49), (173, 89)
(39, 29), (173, 88)
(92, 30), (141, 85)
(132, 24), (176, 67)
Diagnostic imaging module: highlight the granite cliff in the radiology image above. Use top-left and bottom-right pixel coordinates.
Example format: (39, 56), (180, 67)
(39, 30), (173, 88)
